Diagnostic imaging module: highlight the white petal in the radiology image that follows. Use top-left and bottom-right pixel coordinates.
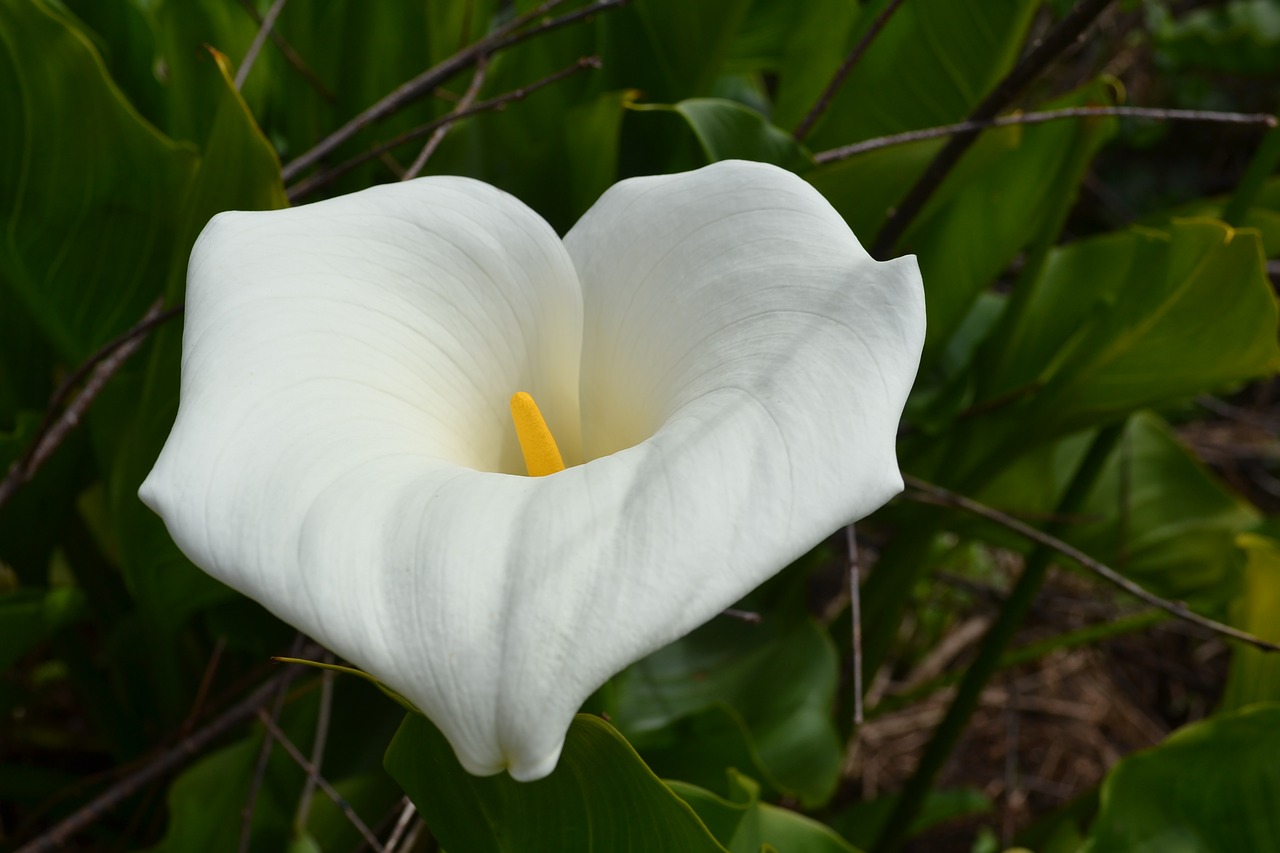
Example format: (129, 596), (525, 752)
(142, 163), (925, 783)
(141, 177), (584, 774)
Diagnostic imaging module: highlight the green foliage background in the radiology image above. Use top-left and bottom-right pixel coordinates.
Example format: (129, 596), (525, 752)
(2, 0), (1280, 851)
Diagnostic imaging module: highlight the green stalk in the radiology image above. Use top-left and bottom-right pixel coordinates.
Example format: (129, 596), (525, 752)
(1222, 123), (1280, 227)
(872, 422), (1125, 853)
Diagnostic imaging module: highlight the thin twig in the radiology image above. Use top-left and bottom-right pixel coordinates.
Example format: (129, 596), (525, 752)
(294, 664), (335, 832)
(793, 0), (907, 141)
(902, 475), (1280, 653)
(13, 646), (320, 853)
(235, 0), (335, 101)
(402, 57), (489, 181)
(288, 57), (601, 201)
(813, 106), (1277, 164)
(281, 0), (624, 182)
(846, 524), (865, 726)
(382, 800), (417, 853)
(388, 818), (428, 853)
(179, 638), (227, 737)
(870, 0), (1116, 259)
(235, 0), (289, 90)
(721, 608), (763, 624)
(255, 710), (385, 852)
(0, 301), (182, 513)
(241, 634), (305, 853)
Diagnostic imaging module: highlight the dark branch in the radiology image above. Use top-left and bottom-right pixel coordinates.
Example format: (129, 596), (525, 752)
(902, 475), (1280, 653)
(402, 58), (489, 182)
(814, 105), (1277, 164)
(870, 0), (1116, 259)
(793, 0), (907, 141)
(287, 57), (601, 202)
(13, 646), (320, 853)
(0, 301), (183, 512)
(281, 0), (625, 183)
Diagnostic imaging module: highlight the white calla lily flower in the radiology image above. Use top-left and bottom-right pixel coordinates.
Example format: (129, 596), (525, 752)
(140, 160), (925, 780)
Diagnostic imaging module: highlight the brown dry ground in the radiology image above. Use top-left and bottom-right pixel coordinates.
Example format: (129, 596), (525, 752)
(834, 380), (1279, 851)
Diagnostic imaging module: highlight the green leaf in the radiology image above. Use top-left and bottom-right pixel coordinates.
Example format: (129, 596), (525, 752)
(1222, 535), (1280, 711)
(612, 604), (842, 807)
(0, 0), (197, 361)
(972, 220), (1279, 454)
(145, 733), (296, 853)
(0, 586), (85, 673)
(670, 771), (864, 853)
(978, 412), (1259, 610)
(384, 712), (727, 853)
(638, 98), (811, 170)
(800, 0), (1039, 148)
(903, 84), (1117, 364)
(769, 0), (862, 132)
(827, 787), (992, 851)
(90, 40), (286, 632)
(601, 0), (755, 102)
(1084, 703), (1280, 852)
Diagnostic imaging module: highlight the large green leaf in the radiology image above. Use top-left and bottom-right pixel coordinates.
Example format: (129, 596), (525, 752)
(670, 771), (864, 853)
(799, 0), (1038, 148)
(828, 788), (992, 851)
(89, 46), (286, 632)
(1084, 703), (1280, 852)
(600, 0), (754, 102)
(965, 220), (1279, 464)
(768, 0), (862, 133)
(384, 712), (727, 853)
(641, 98), (811, 170)
(611, 601), (843, 808)
(901, 85), (1116, 363)
(0, 0), (197, 362)
(1222, 535), (1280, 711)
(977, 412), (1259, 610)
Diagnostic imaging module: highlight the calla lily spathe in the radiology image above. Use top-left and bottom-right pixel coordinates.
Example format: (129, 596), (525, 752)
(140, 160), (925, 780)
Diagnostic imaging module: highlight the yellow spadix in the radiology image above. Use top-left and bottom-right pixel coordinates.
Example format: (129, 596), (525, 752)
(510, 392), (565, 477)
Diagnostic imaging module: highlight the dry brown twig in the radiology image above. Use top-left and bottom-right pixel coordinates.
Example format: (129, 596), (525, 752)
(288, 56), (602, 201)
(813, 106), (1278, 164)
(402, 57), (490, 181)
(793, 0), (907, 141)
(281, 0), (626, 183)
(14, 646), (321, 853)
(902, 475), (1280, 654)
(234, 0), (289, 89)
(0, 300), (182, 512)
(871, 0), (1117, 258)
(254, 709), (384, 851)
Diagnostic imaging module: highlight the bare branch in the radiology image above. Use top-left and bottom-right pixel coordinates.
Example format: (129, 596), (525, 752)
(402, 58), (489, 181)
(287, 57), (601, 202)
(13, 645), (322, 853)
(847, 524), (865, 726)
(902, 475), (1280, 653)
(0, 301), (182, 513)
(235, 0), (335, 101)
(871, 0), (1116, 259)
(383, 799), (417, 853)
(294, 665), (335, 831)
(813, 105), (1277, 164)
(281, 0), (625, 183)
(793, 0), (907, 141)
(255, 710), (384, 852)
(241, 634), (305, 853)
(720, 608), (763, 624)
(235, 0), (289, 90)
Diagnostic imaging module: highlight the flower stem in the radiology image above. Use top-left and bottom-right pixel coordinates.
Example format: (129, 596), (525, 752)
(871, 422), (1125, 853)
